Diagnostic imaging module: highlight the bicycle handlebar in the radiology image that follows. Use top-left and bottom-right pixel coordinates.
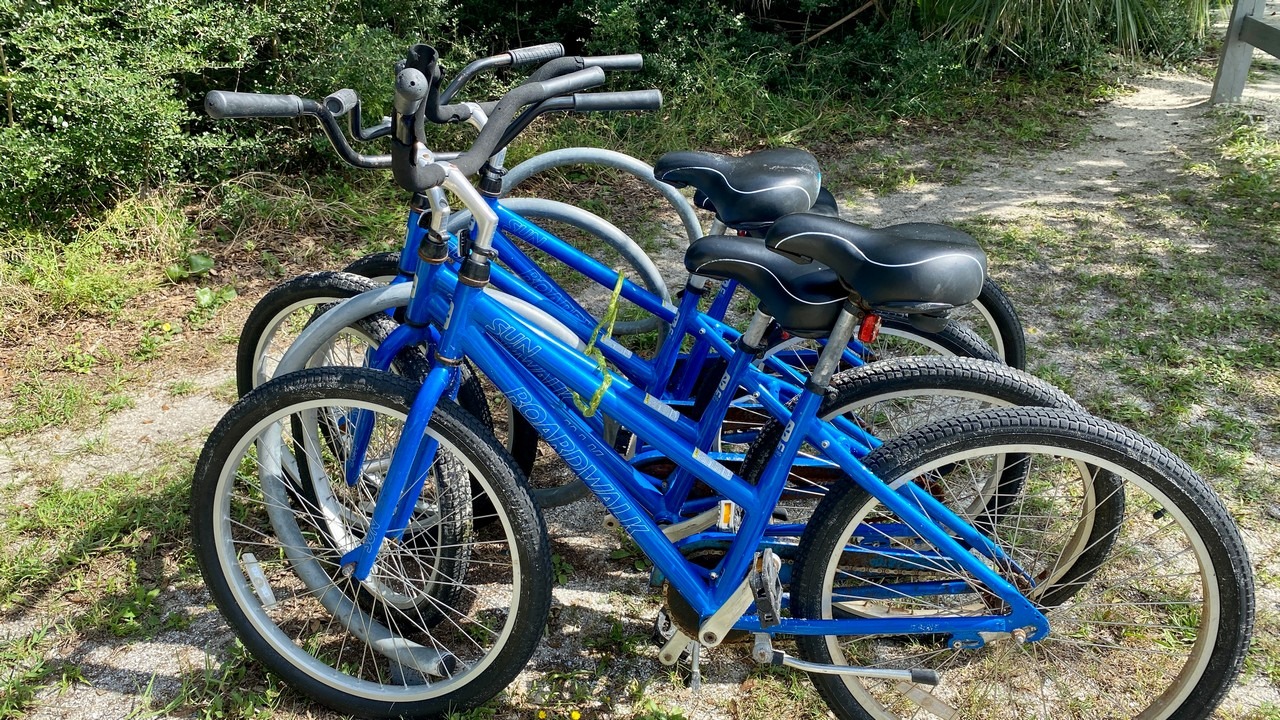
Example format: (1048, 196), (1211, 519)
(205, 91), (307, 119)
(205, 46), (659, 191)
(393, 65), (609, 192)
(494, 89), (662, 155)
(508, 42), (565, 67)
(205, 91), (392, 169)
(527, 54), (643, 83)
(323, 88), (359, 117)
(572, 89), (661, 112)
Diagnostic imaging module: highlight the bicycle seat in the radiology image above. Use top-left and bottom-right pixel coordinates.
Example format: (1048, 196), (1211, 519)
(765, 214), (987, 313)
(654, 148), (821, 230)
(693, 186), (840, 227)
(685, 234), (845, 338)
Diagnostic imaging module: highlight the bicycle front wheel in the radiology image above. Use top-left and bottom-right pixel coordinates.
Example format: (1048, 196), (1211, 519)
(235, 271), (425, 395)
(788, 407), (1254, 720)
(192, 367), (552, 717)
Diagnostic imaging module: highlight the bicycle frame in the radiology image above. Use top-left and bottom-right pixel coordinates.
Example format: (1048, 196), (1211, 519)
(384, 194), (870, 406)
(324, 169), (1052, 643)
(332, 256), (1049, 643)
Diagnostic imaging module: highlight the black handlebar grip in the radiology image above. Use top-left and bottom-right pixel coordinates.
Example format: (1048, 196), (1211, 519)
(323, 89), (359, 117)
(394, 68), (430, 116)
(572, 89), (662, 112)
(205, 91), (305, 119)
(534, 66), (607, 99)
(583, 54), (644, 71)
(508, 42), (565, 67)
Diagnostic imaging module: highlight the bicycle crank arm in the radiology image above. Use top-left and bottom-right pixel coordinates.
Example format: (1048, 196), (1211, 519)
(753, 635), (940, 685)
(658, 629), (693, 665)
(698, 549), (782, 646)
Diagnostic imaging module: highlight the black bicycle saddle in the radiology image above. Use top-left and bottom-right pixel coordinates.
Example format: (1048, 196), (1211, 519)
(692, 186), (840, 228)
(764, 214), (987, 313)
(655, 148), (821, 230)
(684, 234), (845, 338)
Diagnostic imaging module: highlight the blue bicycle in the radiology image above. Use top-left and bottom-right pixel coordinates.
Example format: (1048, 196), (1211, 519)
(226, 45), (1022, 511)
(192, 46), (1252, 720)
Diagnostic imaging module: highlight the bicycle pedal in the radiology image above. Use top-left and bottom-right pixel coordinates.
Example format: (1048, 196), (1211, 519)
(716, 500), (742, 532)
(658, 629), (693, 666)
(612, 427), (635, 456)
(748, 549), (783, 628)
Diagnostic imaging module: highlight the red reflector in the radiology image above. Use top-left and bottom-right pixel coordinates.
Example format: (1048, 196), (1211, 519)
(858, 314), (881, 343)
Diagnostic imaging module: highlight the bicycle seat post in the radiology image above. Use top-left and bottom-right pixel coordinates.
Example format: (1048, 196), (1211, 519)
(805, 300), (862, 394)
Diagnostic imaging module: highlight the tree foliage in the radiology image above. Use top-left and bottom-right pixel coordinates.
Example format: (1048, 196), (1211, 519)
(0, 0), (1225, 230)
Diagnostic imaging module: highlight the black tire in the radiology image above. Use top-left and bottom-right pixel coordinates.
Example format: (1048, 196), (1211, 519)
(788, 407), (1254, 720)
(192, 367), (552, 718)
(969, 277), (1027, 369)
(342, 251), (401, 284)
(235, 271), (416, 396)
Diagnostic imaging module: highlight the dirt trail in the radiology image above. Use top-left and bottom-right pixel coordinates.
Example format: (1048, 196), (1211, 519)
(845, 72), (1280, 227)
(3, 52), (1279, 720)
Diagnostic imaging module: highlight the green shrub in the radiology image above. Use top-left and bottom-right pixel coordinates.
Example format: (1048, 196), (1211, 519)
(0, 0), (453, 229)
(0, 0), (1227, 231)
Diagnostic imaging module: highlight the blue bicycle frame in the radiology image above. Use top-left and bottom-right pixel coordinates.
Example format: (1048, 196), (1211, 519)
(336, 179), (1051, 644)
(385, 199), (869, 404)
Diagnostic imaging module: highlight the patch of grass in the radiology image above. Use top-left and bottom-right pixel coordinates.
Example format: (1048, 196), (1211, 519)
(444, 698), (504, 720)
(0, 467), (191, 614)
(551, 553), (574, 585)
(1177, 109), (1280, 246)
(165, 639), (289, 720)
(965, 169), (1276, 503)
(134, 320), (183, 362)
(733, 664), (830, 720)
(0, 624), (79, 718)
(78, 573), (187, 639)
(2, 236), (157, 318)
(202, 172), (406, 267)
(526, 669), (599, 718)
(583, 619), (650, 660)
(631, 696), (688, 720)
(186, 285), (238, 328)
(168, 380), (198, 397)
(0, 370), (134, 439)
(0, 193), (194, 344)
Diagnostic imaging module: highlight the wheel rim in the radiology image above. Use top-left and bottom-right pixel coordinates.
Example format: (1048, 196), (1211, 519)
(815, 443), (1220, 720)
(209, 398), (524, 702)
(251, 298), (375, 388)
(949, 300), (1005, 362)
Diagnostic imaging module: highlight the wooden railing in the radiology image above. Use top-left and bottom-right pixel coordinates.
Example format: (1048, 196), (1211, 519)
(1212, 0), (1280, 103)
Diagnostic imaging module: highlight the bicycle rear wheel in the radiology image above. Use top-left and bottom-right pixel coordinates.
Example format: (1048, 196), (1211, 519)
(929, 277), (1026, 369)
(191, 367), (552, 718)
(788, 407), (1254, 720)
